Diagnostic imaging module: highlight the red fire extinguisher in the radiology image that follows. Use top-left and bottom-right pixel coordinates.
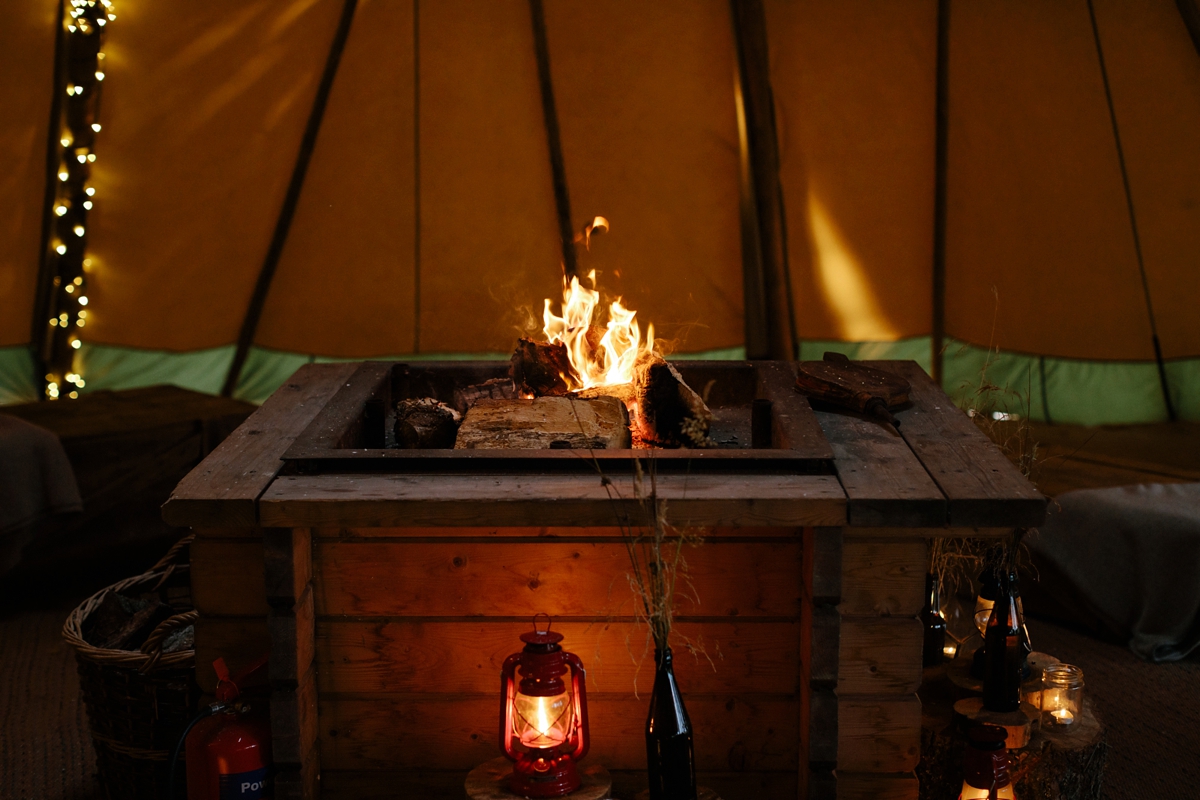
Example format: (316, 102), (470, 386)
(169, 656), (272, 800)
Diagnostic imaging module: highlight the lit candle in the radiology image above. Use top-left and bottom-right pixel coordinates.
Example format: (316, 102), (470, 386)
(1050, 708), (1074, 724)
(943, 643), (958, 659)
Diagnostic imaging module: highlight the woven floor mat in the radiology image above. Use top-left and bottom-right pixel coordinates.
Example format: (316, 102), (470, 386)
(0, 606), (98, 800)
(1026, 618), (1200, 800)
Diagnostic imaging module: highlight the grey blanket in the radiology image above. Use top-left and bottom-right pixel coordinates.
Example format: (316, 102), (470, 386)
(1027, 483), (1200, 662)
(0, 414), (82, 574)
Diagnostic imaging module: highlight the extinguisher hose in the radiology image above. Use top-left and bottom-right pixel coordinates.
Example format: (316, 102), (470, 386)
(168, 702), (226, 800)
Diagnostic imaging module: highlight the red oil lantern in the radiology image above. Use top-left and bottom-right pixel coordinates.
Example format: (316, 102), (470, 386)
(499, 614), (590, 798)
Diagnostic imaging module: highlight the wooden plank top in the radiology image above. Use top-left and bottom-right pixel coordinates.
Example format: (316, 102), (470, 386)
(162, 362), (359, 527)
(867, 361), (1046, 528)
(163, 359), (1046, 530)
(258, 473), (848, 528)
(814, 407), (945, 527)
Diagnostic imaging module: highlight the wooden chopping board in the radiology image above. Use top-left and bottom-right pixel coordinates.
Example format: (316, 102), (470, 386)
(795, 352), (911, 426)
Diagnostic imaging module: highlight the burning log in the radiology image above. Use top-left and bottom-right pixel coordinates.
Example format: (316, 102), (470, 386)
(510, 338), (573, 397)
(394, 398), (461, 449)
(636, 356), (714, 448)
(455, 396), (630, 450)
(453, 377), (518, 414)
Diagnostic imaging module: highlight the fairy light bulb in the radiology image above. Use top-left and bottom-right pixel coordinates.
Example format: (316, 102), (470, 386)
(56, 244), (67, 255)
(78, 296), (88, 306)
(82, 200), (93, 210)
(66, 284), (75, 293)
(91, 123), (101, 132)
(60, 136), (71, 147)
(59, 171), (69, 182)
(55, 205), (68, 216)
(71, 340), (81, 350)
(73, 225), (85, 237)
(85, 187), (95, 196)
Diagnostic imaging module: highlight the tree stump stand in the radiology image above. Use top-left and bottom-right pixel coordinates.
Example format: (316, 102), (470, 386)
(918, 666), (1107, 800)
(466, 758), (613, 800)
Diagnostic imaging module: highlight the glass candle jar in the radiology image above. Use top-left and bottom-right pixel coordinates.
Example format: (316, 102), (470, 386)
(1040, 664), (1084, 726)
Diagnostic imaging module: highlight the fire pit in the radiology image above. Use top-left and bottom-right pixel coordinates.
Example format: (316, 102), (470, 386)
(164, 358), (1044, 800)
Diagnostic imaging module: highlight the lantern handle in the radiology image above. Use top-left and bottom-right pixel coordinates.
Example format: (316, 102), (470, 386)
(499, 653), (521, 762)
(532, 612), (552, 634)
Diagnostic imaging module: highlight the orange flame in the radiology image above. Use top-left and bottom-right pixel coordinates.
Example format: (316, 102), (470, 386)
(543, 269), (654, 391)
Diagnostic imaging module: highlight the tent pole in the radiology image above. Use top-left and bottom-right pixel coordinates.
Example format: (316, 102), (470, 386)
(730, 0), (796, 361)
(221, 0), (359, 398)
(931, 0), (950, 387)
(528, 0), (577, 280)
(30, 0), (68, 399)
(1086, 0), (1177, 421)
(1177, 0), (1200, 56)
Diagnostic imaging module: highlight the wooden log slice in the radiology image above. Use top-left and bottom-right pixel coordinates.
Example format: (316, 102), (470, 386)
(465, 756), (612, 800)
(920, 665), (1106, 800)
(454, 396), (631, 450)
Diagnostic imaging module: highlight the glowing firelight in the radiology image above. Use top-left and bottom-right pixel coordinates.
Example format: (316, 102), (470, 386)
(543, 269), (654, 391)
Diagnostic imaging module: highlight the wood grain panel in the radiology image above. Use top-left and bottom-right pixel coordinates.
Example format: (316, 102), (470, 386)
(314, 540), (802, 618)
(260, 473), (848, 528)
(316, 525), (802, 540)
(314, 620), (798, 695)
(319, 695), (798, 772)
(836, 695), (921, 772)
(836, 771), (919, 800)
(867, 361), (1045, 528)
(838, 618), (923, 695)
(163, 362), (359, 527)
(190, 539), (265, 616)
(838, 539), (926, 617)
(814, 408), (946, 527)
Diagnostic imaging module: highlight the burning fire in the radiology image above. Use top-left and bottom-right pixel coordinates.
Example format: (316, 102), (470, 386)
(543, 269), (654, 391)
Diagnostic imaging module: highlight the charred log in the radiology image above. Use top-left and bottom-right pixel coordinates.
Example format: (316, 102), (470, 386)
(394, 398), (462, 449)
(510, 338), (573, 397)
(637, 357), (714, 448)
(453, 377), (517, 414)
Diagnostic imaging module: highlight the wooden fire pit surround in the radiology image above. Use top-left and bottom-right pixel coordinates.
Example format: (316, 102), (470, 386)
(163, 360), (1044, 800)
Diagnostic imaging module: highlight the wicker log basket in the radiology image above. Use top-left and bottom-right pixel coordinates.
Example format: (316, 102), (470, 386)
(63, 535), (200, 800)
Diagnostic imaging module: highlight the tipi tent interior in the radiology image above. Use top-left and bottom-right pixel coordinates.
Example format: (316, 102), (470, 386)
(2, 1), (1199, 798)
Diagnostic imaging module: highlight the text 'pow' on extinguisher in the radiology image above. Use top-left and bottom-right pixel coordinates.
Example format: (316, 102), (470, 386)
(170, 655), (272, 800)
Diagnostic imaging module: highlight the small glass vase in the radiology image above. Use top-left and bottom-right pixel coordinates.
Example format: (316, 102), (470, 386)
(646, 647), (697, 800)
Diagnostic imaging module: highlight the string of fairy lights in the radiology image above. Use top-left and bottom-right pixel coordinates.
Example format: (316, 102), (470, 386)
(40, 0), (114, 399)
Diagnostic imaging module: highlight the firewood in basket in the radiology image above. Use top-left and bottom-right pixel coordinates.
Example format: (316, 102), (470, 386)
(85, 591), (174, 651)
(637, 357), (715, 448)
(394, 398), (462, 448)
(510, 338), (574, 396)
(452, 377), (517, 414)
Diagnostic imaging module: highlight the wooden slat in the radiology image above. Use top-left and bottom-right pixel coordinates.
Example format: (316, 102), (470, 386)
(836, 695), (921, 772)
(272, 748), (319, 800)
(190, 539), (265, 616)
(755, 362), (834, 458)
(814, 408), (945, 527)
(319, 696), (797, 771)
(260, 473), (847, 528)
(843, 527), (1010, 540)
(313, 620), (798, 695)
(836, 771), (919, 800)
(811, 528), (843, 603)
(865, 361), (1046, 528)
(272, 676), (319, 766)
(838, 539), (926, 618)
(838, 618), (923, 695)
(163, 361), (360, 527)
(313, 540), (801, 618)
(265, 528), (312, 608)
(315, 525), (802, 540)
(269, 586), (315, 687)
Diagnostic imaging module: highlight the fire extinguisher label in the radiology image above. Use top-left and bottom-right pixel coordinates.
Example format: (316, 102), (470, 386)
(218, 767), (269, 799)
